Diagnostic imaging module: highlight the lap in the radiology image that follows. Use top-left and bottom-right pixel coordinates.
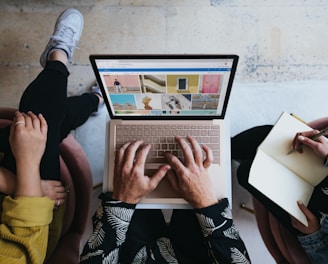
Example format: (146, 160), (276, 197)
(122, 209), (209, 263)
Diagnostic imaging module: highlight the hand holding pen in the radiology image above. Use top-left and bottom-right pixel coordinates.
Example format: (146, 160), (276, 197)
(288, 126), (328, 157)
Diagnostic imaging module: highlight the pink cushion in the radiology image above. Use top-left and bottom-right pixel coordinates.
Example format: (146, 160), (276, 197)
(59, 155), (75, 236)
(269, 214), (310, 264)
(0, 107), (15, 128)
(0, 107), (16, 121)
(253, 197), (311, 263)
(253, 197), (287, 263)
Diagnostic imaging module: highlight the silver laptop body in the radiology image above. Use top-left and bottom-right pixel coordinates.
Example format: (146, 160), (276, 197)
(90, 54), (238, 208)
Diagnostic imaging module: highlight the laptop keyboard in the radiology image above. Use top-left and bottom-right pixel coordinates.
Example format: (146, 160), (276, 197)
(115, 123), (220, 164)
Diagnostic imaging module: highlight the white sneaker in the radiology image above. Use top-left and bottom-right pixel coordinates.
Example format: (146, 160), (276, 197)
(40, 8), (84, 67)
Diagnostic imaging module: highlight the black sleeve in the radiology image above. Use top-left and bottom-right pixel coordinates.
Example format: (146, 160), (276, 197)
(194, 198), (251, 264)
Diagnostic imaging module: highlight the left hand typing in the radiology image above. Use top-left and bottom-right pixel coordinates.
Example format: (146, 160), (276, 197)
(112, 140), (170, 204)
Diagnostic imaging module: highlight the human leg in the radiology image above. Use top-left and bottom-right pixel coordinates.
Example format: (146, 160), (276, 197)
(1, 8), (83, 179)
(18, 9), (84, 181)
(231, 125), (272, 160)
(5, 60), (69, 181)
(119, 209), (168, 262)
(168, 210), (210, 264)
(21, 8), (84, 120)
(59, 82), (105, 140)
(40, 8), (83, 68)
(59, 93), (99, 140)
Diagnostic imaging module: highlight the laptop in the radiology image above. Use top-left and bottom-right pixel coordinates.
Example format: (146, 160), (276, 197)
(89, 54), (239, 208)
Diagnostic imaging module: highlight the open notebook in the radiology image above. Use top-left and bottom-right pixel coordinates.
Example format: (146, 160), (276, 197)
(249, 112), (328, 226)
(90, 54), (239, 208)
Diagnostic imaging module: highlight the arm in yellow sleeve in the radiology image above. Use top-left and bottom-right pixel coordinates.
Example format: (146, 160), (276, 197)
(0, 196), (53, 264)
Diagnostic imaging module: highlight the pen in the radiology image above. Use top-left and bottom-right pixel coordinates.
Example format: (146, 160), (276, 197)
(287, 126), (328, 155)
(290, 113), (306, 124)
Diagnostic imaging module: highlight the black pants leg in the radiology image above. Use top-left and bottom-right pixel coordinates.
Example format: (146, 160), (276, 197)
(18, 61), (69, 180)
(169, 210), (209, 264)
(60, 93), (99, 140)
(120, 209), (168, 263)
(2, 61), (98, 180)
(121, 209), (210, 263)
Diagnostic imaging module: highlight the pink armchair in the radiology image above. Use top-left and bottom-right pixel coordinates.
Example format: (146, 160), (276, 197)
(0, 107), (93, 264)
(253, 116), (328, 264)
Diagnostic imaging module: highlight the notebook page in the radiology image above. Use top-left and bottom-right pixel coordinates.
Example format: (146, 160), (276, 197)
(259, 112), (328, 186)
(249, 149), (313, 226)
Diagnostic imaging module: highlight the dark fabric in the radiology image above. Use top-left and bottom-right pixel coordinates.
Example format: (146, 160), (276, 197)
(169, 210), (209, 264)
(0, 61), (98, 180)
(19, 61), (69, 180)
(308, 176), (328, 221)
(120, 209), (169, 263)
(80, 194), (251, 264)
(121, 209), (209, 264)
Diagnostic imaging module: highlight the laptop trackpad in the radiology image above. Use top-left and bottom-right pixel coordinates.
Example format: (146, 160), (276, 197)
(145, 169), (181, 198)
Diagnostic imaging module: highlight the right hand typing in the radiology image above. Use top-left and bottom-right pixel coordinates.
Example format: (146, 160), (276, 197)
(165, 136), (218, 208)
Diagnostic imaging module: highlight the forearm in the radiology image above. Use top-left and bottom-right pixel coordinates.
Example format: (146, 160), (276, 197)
(15, 162), (42, 197)
(80, 192), (136, 263)
(194, 198), (250, 263)
(298, 216), (328, 262)
(0, 167), (16, 195)
(0, 165), (41, 197)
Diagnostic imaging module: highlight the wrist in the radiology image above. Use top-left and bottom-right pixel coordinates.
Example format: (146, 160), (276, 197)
(15, 160), (40, 173)
(15, 164), (42, 197)
(191, 197), (218, 209)
(16, 165), (40, 181)
(15, 179), (42, 197)
(112, 192), (139, 204)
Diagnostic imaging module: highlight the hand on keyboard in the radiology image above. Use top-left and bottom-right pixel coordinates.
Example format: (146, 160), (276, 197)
(165, 135), (218, 208)
(116, 123), (220, 165)
(111, 140), (170, 204)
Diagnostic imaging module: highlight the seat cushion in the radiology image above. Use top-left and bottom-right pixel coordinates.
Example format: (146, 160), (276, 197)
(59, 156), (75, 236)
(253, 196), (311, 263)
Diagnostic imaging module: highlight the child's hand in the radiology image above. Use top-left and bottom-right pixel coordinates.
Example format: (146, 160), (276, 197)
(291, 201), (320, 235)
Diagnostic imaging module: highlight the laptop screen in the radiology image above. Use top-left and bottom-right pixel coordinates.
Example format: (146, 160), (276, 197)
(90, 54), (238, 120)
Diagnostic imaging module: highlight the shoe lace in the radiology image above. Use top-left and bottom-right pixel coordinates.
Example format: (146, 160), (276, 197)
(50, 25), (79, 48)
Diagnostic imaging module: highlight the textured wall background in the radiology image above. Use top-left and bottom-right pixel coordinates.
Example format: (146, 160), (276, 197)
(1, 0), (328, 108)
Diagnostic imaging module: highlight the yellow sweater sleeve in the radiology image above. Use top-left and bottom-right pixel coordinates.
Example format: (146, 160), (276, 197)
(0, 196), (53, 264)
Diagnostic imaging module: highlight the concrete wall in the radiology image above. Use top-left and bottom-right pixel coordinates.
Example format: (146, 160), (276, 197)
(1, 0), (327, 107)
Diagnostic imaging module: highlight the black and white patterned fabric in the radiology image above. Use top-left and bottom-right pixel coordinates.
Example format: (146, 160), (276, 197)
(80, 193), (251, 264)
